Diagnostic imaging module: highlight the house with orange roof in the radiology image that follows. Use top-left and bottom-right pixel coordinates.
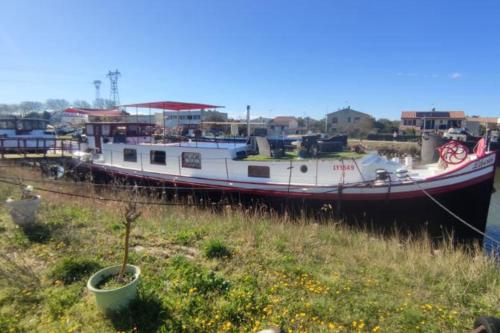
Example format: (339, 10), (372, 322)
(268, 116), (301, 135)
(399, 108), (465, 133)
(465, 116), (500, 136)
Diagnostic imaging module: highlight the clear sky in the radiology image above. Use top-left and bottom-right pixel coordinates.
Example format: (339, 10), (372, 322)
(1, 0), (499, 120)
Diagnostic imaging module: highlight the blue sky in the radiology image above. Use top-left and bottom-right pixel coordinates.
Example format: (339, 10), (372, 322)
(1, 0), (499, 120)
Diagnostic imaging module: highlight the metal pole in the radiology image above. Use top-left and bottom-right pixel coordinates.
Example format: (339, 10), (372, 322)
(246, 105), (251, 137)
(225, 158), (229, 179)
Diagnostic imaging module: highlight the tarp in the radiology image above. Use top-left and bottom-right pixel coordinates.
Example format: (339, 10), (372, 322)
(63, 107), (126, 117)
(121, 101), (223, 111)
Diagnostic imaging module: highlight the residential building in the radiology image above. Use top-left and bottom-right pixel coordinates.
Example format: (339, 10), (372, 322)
(399, 109), (465, 133)
(267, 116), (300, 135)
(326, 107), (373, 134)
(465, 116), (500, 136)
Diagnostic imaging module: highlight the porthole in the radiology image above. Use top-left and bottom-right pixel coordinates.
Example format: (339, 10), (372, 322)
(300, 165), (308, 173)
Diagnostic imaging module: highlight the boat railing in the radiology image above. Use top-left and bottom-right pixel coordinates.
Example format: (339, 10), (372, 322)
(0, 138), (81, 159)
(100, 146), (375, 187)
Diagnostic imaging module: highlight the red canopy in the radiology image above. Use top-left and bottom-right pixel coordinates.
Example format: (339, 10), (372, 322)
(121, 101), (223, 111)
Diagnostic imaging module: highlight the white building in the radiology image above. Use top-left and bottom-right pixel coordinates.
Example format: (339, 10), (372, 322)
(155, 110), (228, 129)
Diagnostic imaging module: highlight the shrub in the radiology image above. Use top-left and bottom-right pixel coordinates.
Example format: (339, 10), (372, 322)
(167, 255), (230, 294)
(173, 229), (203, 246)
(49, 257), (101, 284)
(204, 239), (232, 259)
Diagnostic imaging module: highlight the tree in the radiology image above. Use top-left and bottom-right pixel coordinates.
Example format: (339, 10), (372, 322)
(20, 101), (43, 114)
(45, 99), (69, 111)
(73, 100), (91, 108)
(24, 111), (51, 120)
(203, 110), (227, 122)
(374, 118), (400, 133)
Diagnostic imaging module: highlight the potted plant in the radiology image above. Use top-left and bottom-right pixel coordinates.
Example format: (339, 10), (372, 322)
(87, 193), (142, 313)
(6, 185), (41, 227)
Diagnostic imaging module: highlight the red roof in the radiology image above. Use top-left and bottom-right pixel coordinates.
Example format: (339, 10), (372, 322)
(466, 116), (499, 124)
(121, 101), (223, 111)
(63, 107), (126, 117)
(271, 116), (298, 125)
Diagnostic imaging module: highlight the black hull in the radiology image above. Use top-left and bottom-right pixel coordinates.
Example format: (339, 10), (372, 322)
(76, 164), (494, 245)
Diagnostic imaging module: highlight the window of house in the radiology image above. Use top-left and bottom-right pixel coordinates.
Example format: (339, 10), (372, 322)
(248, 165), (270, 178)
(123, 148), (137, 162)
(354, 117), (360, 123)
(182, 152), (201, 169)
(331, 117), (338, 124)
(150, 150), (166, 165)
(347, 117), (351, 123)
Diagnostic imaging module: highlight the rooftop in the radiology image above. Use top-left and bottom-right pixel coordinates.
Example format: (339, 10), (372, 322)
(401, 111), (465, 119)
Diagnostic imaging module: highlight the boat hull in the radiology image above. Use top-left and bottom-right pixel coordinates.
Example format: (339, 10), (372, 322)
(73, 157), (496, 244)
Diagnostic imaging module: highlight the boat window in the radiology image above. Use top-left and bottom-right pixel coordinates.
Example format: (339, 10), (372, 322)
(248, 165), (270, 178)
(102, 125), (111, 136)
(86, 125), (94, 135)
(150, 150), (166, 165)
(300, 165), (308, 173)
(0, 119), (16, 129)
(123, 148), (137, 162)
(182, 152), (201, 169)
(127, 125), (139, 136)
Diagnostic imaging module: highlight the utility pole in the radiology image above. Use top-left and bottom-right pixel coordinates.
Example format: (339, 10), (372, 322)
(93, 80), (101, 107)
(107, 69), (121, 106)
(246, 105), (251, 137)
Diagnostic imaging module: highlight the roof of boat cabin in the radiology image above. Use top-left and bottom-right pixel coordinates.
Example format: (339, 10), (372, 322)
(121, 101), (223, 110)
(85, 122), (154, 126)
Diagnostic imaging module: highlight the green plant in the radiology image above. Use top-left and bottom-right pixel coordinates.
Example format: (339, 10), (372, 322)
(45, 284), (81, 318)
(204, 239), (232, 259)
(49, 257), (101, 284)
(173, 229), (203, 246)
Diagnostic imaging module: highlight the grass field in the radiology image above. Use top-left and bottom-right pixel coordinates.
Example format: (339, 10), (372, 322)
(0, 165), (498, 332)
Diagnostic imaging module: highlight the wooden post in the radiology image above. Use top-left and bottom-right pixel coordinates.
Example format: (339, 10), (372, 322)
(61, 140), (64, 157)
(43, 139), (47, 157)
(23, 139), (27, 158)
(0, 139), (4, 159)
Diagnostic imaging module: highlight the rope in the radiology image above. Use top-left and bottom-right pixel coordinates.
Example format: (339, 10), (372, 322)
(408, 175), (500, 246)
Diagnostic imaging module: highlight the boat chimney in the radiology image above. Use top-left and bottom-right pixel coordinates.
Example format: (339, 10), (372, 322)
(246, 105), (251, 137)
